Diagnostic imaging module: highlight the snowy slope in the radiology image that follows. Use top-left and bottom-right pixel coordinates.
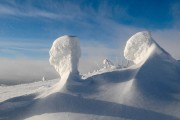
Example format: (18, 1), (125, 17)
(0, 32), (180, 120)
(0, 79), (58, 103)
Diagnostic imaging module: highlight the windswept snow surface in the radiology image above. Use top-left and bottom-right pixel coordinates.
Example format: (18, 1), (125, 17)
(0, 79), (58, 102)
(0, 32), (180, 120)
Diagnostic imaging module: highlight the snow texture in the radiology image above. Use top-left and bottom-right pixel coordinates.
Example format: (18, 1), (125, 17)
(103, 59), (114, 69)
(1, 32), (180, 120)
(49, 35), (81, 77)
(124, 31), (154, 64)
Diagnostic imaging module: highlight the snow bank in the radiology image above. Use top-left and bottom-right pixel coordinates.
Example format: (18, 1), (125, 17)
(124, 31), (154, 64)
(49, 35), (81, 77)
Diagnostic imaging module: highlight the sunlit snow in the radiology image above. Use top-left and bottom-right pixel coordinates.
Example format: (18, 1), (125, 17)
(1, 32), (180, 120)
(124, 31), (154, 64)
(49, 35), (81, 77)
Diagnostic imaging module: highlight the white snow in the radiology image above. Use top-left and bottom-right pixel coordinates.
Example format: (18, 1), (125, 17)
(103, 59), (115, 69)
(0, 79), (58, 102)
(124, 31), (154, 64)
(42, 76), (45, 81)
(26, 112), (125, 120)
(49, 35), (81, 77)
(0, 32), (180, 120)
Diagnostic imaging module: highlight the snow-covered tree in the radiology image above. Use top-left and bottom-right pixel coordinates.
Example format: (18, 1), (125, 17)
(49, 35), (81, 77)
(124, 31), (153, 64)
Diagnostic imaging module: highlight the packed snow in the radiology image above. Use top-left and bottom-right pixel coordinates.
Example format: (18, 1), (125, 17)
(0, 31), (180, 120)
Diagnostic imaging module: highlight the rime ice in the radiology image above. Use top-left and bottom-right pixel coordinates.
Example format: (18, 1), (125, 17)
(124, 31), (154, 64)
(1, 32), (180, 120)
(49, 35), (81, 77)
(103, 59), (114, 69)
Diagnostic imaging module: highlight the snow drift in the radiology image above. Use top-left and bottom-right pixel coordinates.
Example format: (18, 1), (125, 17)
(129, 32), (180, 100)
(0, 32), (180, 120)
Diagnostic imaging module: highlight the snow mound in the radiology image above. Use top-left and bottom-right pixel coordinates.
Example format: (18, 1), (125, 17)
(124, 31), (154, 64)
(49, 35), (81, 77)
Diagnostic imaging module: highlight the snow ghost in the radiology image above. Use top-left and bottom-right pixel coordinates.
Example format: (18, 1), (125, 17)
(124, 31), (153, 64)
(49, 35), (81, 77)
(103, 59), (115, 69)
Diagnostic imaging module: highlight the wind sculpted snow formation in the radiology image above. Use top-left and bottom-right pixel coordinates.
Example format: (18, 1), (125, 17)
(0, 31), (180, 120)
(125, 32), (180, 100)
(49, 35), (81, 77)
(124, 31), (154, 64)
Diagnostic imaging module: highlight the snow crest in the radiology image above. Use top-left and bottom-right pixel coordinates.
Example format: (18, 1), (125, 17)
(49, 35), (81, 77)
(124, 31), (154, 64)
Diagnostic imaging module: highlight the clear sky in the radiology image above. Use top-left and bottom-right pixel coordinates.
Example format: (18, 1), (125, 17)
(0, 0), (180, 60)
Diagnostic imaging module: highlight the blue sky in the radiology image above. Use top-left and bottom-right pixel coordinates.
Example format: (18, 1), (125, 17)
(0, 0), (180, 60)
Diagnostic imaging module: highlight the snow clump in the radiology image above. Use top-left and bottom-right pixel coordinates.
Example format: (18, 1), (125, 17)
(124, 31), (154, 64)
(49, 35), (81, 77)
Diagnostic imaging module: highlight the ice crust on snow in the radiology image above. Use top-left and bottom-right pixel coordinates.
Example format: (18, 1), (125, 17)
(49, 35), (81, 77)
(124, 31), (154, 64)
